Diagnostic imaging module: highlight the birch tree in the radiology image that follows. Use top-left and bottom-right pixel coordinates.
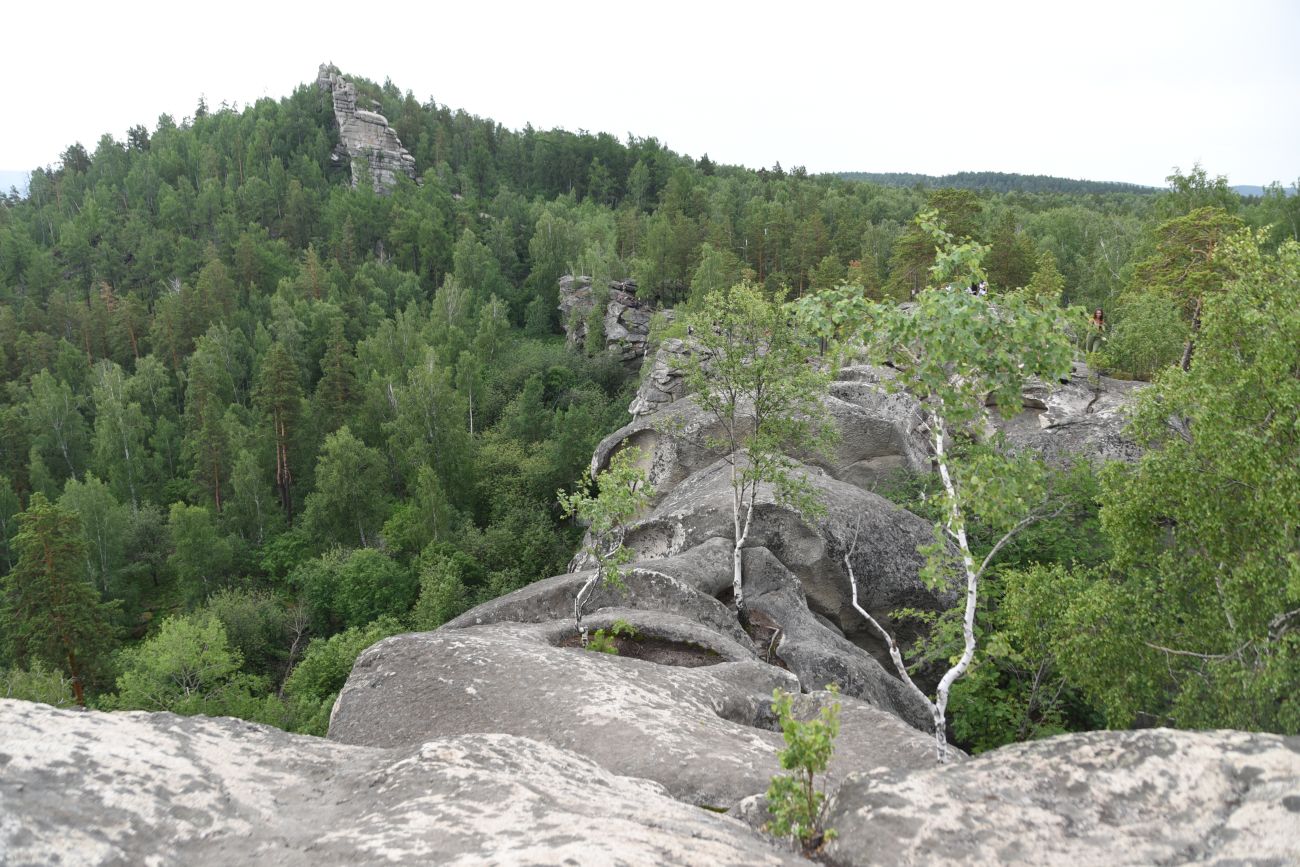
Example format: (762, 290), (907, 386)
(682, 284), (834, 625)
(558, 447), (652, 643)
(805, 214), (1075, 761)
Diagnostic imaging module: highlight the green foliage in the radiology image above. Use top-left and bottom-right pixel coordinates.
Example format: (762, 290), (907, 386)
(110, 613), (257, 715)
(410, 544), (480, 630)
(295, 548), (417, 634)
(2, 660), (78, 708)
(765, 687), (841, 851)
(584, 619), (638, 654)
(301, 427), (389, 549)
(1, 494), (119, 704)
(558, 447), (653, 594)
(682, 283), (835, 620)
(281, 616), (403, 735)
(1098, 291), (1186, 379)
(1072, 234), (1300, 733)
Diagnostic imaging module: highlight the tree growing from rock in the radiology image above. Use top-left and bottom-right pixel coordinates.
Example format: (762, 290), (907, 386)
(682, 284), (834, 626)
(766, 687), (841, 853)
(558, 447), (653, 643)
(805, 213), (1076, 761)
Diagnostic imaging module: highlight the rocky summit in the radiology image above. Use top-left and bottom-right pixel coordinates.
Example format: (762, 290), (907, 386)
(317, 63), (417, 194)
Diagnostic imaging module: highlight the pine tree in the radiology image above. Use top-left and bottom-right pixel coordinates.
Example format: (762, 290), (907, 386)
(1, 494), (118, 705)
(254, 342), (303, 523)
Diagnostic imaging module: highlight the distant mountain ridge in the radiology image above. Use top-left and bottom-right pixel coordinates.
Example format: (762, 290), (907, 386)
(834, 170), (1158, 196)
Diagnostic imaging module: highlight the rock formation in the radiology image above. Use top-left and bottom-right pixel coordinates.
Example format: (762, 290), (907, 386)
(558, 275), (670, 363)
(12, 281), (1284, 865)
(823, 727), (1300, 866)
(316, 63), (417, 194)
(0, 699), (802, 866)
(625, 334), (1147, 467)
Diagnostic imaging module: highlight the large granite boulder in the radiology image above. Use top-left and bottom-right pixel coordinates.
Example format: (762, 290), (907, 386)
(743, 546), (935, 733)
(447, 535), (934, 732)
(629, 336), (701, 417)
(597, 384), (929, 504)
(316, 64), (416, 194)
(0, 699), (803, 866)
(328, 619), (943, 809)
(822, 727), (1300, 866)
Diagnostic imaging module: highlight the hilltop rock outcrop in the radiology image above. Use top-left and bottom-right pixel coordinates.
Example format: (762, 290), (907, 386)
(624, 332), (1147, 471)
(328, 618), (939, 809)
(316, 63), (417, 194)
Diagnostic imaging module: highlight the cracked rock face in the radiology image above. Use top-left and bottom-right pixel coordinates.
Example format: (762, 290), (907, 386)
(558, 275), (668, 363)
(316, 63), (417, 194)
(821, 727), (1300, 867)
(0, 699), (804, 866)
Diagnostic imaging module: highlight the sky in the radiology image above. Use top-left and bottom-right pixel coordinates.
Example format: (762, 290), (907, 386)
(2, 0), (1297, 190)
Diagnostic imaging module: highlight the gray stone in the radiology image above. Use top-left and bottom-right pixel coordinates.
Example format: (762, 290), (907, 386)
(992, 363), (1149, 467)
(317, 63), (417, 194)
(822, 727), (1300, 867)
(328, 621), (941, 809)
(558, 275), (668, 363)
(446, 538), (753, 647)
(0, 699), (803, 866)
(613, 457), (955, 641)
(744, 547), (936, 733)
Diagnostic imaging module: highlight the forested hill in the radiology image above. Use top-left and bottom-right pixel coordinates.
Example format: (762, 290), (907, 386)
(834, 170), (1157, 196)
(1, 63), (1298, 739)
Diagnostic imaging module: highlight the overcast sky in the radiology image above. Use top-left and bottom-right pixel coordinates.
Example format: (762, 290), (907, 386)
(3, 0), (1297, 188)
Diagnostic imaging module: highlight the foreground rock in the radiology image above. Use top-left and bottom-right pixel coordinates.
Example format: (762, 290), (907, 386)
(0, 699), (803, 866)
(329, 619), (940, 809)
(822, 727), (1300, 866)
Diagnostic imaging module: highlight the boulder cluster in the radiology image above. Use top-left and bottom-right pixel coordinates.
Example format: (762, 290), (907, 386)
(6, 323), (1299, 865)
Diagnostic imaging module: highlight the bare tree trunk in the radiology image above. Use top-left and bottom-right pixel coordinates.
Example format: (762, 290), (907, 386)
(930, 417), (979, 765)
(1181, 295), (1203, 371)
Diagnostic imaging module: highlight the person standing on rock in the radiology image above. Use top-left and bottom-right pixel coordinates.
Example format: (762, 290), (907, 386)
(1085, 308), (1105, 353)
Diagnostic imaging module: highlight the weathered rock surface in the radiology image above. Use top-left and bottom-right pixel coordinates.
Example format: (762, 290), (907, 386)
(613, 457), (954, 640)
(993, 362), (1148, 466)
(447, 533), (935, 732)
(558, 275), (669, 362)
(624, 331), (1146, 472)
(629, 336), (701, 416)
(598, 378), (929, 502)
(0, 699), (803, 866)
(317, 63), (417, 194)
(329, 620), (943, 809)
(822, 727), (1300, 867)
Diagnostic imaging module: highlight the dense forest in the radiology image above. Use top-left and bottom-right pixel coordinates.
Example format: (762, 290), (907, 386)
(1, 68), (1297, 743)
